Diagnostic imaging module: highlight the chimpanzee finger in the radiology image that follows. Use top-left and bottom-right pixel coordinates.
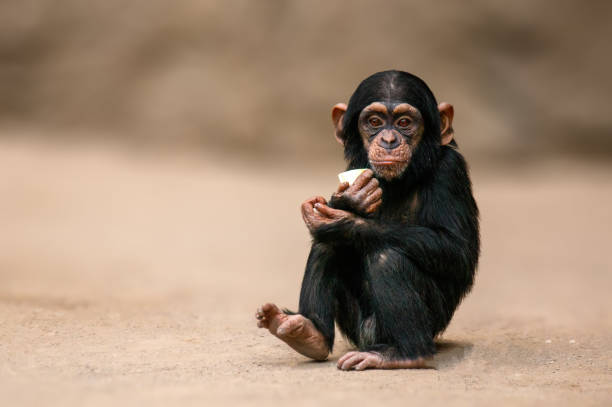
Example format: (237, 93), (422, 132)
(336, 181), (351, 194)
(364, 199), (382, 214)
(314, 203), (345, 219)
(363, 187), (383, 204)
(315, 196), (327, 205)
(350, 169), (374, 191)
(303, 197), (326, 218)
(301, 201), (316, 222)
(305, 196), (328, 206)
(354, 355), (381, 371)
(313, 203), (333, 218)
(337, 351), (358, 368)
(301, 200), (313, 213)
(309, 197), (328, 217)
(362, 177), (380, 194)
(336, 182), (350, 193)
(340, 353), (366, 370)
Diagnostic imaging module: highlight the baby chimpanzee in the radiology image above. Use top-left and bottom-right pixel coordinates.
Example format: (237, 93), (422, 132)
(256, 70), (479, 370)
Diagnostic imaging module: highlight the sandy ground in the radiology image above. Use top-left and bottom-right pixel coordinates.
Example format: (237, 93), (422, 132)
(0, 138), (611, 406)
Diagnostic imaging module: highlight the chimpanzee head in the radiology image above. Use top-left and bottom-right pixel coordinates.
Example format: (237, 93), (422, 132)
(331, 70), (454, 183)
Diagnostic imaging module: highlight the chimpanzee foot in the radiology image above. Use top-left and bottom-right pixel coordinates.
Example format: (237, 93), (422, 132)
(255, 302), (329, 361)
(337, 351), (428, 371)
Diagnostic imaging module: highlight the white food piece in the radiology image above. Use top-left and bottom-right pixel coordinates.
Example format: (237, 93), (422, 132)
(338, 169), (367, 185)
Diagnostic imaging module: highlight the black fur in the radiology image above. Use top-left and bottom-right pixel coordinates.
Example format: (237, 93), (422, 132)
(299, 70), (480, 360)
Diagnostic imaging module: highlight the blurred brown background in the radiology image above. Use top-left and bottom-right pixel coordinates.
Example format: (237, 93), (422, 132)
(2, 0), (611, 162)
(1, 1), (611, 406)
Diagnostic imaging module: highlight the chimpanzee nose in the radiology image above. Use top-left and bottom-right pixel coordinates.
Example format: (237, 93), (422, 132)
(379, 130), (400, 150)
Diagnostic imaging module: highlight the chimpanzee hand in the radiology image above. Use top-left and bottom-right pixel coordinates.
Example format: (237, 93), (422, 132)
(329, 169), (383, 217)
(301, 196), (354, 233)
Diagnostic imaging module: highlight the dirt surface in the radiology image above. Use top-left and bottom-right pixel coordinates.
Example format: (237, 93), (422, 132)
(1, 138), (611, 406)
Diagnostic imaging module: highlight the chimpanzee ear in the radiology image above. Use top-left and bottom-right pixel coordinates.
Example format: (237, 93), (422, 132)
(438, 102), (454, 146)
(331, 103), (347, 145)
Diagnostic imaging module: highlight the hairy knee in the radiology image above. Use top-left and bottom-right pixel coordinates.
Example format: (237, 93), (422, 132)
(369, 248), (403, 269)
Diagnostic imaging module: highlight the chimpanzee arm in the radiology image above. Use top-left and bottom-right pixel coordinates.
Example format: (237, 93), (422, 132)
(314, 221), (474, 278)
(314, 150), (479, 281)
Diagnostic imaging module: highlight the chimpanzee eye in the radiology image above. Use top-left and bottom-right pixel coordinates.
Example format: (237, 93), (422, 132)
(368, 117), (383, 127)
(397, 118), (411, 128)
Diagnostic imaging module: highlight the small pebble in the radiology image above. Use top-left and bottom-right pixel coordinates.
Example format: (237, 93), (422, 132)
(545, 339), (552, 344)
(569, 339), (576, 344)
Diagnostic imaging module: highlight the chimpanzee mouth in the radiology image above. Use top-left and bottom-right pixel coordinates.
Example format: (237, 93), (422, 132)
(370, 159), (411, 180)
(371, 160), (407, 166)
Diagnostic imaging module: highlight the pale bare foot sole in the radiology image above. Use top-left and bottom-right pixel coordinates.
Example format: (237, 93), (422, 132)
(255, 302), (329, 361)
(337, 351), (429, 371)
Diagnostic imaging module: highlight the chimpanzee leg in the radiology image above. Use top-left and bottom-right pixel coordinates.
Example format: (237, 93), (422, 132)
(337, 247), (443, 370)
(297, 242), (339, 350)
(256, 242), (337, 361)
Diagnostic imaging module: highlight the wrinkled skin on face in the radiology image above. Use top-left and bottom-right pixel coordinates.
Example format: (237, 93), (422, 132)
(358, 102), (424, 181)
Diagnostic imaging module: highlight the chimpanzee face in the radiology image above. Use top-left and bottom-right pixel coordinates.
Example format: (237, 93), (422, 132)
(331, 71), (455, 184)
(357, 102), (424, 181)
